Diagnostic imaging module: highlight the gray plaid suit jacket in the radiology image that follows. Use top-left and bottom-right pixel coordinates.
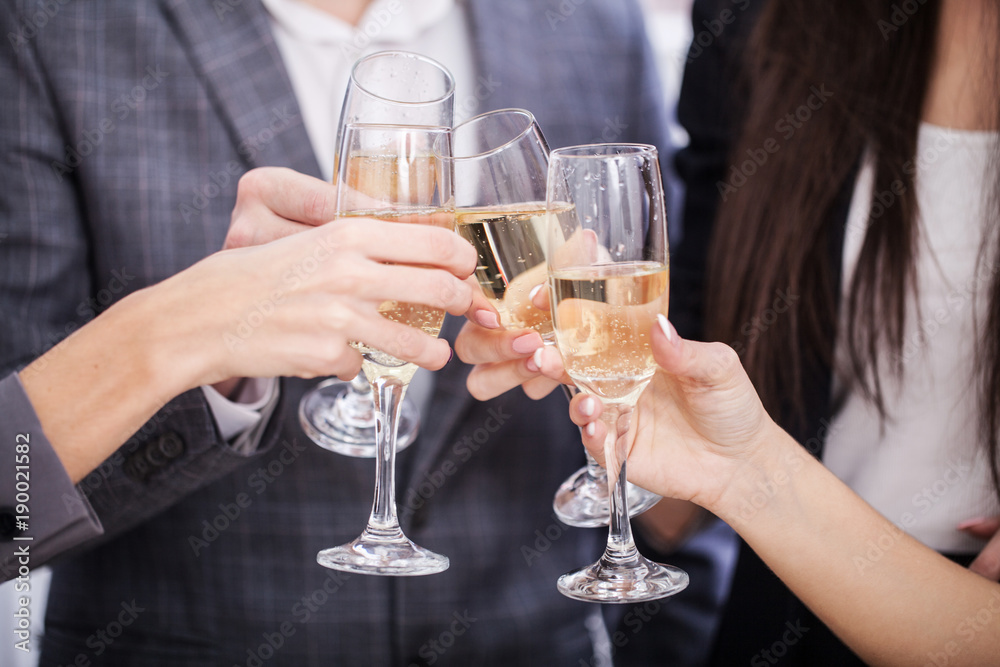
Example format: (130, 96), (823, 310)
(0, 1), (680, 664)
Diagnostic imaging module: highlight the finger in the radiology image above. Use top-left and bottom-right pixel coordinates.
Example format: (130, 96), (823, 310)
(223, 212), (312, 249)
(348, 312), (455, 371)
(454, 321), (543, 366)
(463, 275), (502, 330)
(530, 282), (550, 311)
(238, 167), (340, 226)
(652, 314), (744, 388)
(326, 219), (477, 278)
(968, 529), (1000, 581)
(347, 263), (474, 317)
(532, 345), (572, 384)
(521, 375), (561, 400)
(569, 393), (604, 427)
(958, 517), (1000, 540)
(466, 356), (544, 401)
(569, 394), (608, 464)
(330, 349), (364, 381)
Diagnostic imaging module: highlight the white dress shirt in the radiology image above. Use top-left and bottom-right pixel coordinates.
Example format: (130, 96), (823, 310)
(260, 0), (477, 423)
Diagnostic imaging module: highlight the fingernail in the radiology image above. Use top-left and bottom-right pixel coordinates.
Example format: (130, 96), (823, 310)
(532, 347), (544, 370)
(958, 518), (989, 530)
(585, 422), (596, 437)
(528, 284), (543, 304)
(447, 347), (454, 363)
(581, 396), (597, 417)
(474, 309), (500, 329)
(526, 355), (540, 373)
(512, 333), (540, 355)
(657, 313), (677, 345)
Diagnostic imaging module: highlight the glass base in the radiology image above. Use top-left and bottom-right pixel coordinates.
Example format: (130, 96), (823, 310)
(317, 528), (449, 576)
(299, 379), (418, 457)
(557, 553), (689, 603)
(553, 466), (662, 528)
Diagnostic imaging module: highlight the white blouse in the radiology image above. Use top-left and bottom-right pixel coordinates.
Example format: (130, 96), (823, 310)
(825, 124), (1000, 553)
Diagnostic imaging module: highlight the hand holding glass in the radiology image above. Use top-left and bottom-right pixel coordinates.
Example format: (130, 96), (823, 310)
(299, 50), (455, 456)
(546, 144), (688, 602)
(449, 109), (660, 527)
(316, 124), (454, 576)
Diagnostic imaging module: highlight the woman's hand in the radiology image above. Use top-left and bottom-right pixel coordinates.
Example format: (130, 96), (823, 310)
(569, 315), (777, 511)
(164, 216), (479, 388)
(454, 279), (569, 400)
(170, 166), (502, 388)
(140, 167), (493, 388)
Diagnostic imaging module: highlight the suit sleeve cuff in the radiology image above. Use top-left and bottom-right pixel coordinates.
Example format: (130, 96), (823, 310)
(0, 374), (103, 581)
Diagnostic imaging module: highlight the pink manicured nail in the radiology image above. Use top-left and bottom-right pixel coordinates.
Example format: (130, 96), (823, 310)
(475, 309), (500, 329)
(512, 333), (540, 354)
(958, 518), (990, 531)
(585, 422), (596, 437)
(528, 284), (543, 304)
(581, 396), (597, 417)
(532, 348), (544, 370)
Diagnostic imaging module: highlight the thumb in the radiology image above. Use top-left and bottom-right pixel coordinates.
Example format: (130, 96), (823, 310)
(653, 314), (744, 390)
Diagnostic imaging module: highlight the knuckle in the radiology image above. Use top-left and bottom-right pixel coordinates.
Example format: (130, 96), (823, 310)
(431, 272), (463, 308)
(223, 224), (253, 251)
(330, 260), (365, 295)
(319, 304), (354, 333)
(328, 218), (365, 249)
(426, 231), (461, 266)
(302, 189), (333, 223)
(465, 369), (495, 401)
(236, 168), (266, 198)
(704, 342), (741, 382)
(522, 377), (556, 400)
(386, 327), (424, 361)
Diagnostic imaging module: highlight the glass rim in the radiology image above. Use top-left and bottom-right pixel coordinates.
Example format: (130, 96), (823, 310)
(445, 108), (539, 161)
(549, 143), (658, 159)
(342, 121), (452, 135)
(350, 50), (456, 108)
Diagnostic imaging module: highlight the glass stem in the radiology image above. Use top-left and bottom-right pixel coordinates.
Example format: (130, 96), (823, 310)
(602, 405), (638, 565)
(367, 373), (406, 539)
(584, 450), (606, 483)
(351, 371), (371, 396)
(333, 371), (376, 427)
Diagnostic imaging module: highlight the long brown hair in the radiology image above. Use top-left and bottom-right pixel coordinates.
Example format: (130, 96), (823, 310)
(705, 0), (1000, 491)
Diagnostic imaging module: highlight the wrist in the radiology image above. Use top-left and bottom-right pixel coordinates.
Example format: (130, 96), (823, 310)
(708, 419), (809, 528)
(119, 280), (214, 397)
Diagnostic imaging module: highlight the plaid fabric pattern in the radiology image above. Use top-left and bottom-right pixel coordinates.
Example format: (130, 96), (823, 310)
(0, 1), (677, 664)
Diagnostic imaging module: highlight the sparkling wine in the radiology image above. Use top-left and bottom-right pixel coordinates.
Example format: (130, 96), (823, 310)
(341, 206), (455, 374)
(339, 153), (444, 208)
(457, 202), (574, 335)
(550, 261), (668, 404)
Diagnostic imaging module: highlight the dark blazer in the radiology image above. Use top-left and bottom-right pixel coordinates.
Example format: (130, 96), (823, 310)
(0, 1), (706, 665)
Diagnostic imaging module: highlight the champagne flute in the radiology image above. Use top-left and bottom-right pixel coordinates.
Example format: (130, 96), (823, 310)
(546, 144), (688, 602)
(317, 123), (453, 576)
(451, 109), (553, 333)
(448, 109), (660, 527)
(299, 51), (456, 457)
